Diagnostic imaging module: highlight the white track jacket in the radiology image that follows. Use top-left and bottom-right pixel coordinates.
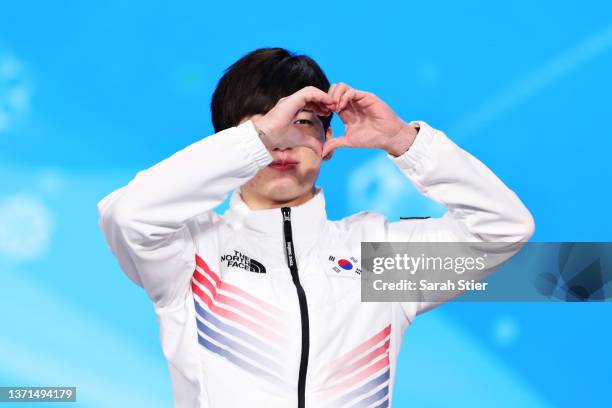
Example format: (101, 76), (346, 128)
(98, 119), (535, 408)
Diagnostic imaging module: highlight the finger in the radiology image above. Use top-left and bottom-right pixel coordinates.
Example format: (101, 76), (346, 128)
(338, 89), (356, 112)
(332, 84), (350, 110)
(328, 83), (338, 99)
(306, 95), (336, 115)
(347, 89), (373, 109)
(277, 88), (333, 123)
(337, 100), (358, 123)
(306, 101), (334, 118)
(303, 102), (331, 117)
(328, 83), (344, 103)
(302, 86), (335, 106)
(322, 136), (348, 157)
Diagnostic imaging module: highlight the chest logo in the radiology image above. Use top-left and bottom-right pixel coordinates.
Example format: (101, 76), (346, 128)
(328, 255), (362, 275)
(221, 250), (267, 274)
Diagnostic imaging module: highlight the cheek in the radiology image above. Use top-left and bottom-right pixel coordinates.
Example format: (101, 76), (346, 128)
(245, 171), (267, 188)
(297, 149), (322, 173)
(248, 168), (289, 187)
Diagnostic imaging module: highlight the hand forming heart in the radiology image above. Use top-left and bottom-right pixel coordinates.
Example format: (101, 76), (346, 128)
(252, 84), (417, 159)
(322, 83), (417, 158)
(252, 86), (334, 156)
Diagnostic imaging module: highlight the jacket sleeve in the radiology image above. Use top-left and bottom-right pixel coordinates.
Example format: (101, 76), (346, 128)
(97, 120), (273, 308)
(383, 121), (535, 318)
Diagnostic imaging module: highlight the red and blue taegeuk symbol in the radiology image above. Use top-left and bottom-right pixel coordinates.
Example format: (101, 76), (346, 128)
(337, 259), (353, 270)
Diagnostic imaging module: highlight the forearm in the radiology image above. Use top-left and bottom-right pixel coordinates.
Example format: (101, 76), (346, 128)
(390, 121), (534, 317)
(388, 120), (535, 243)
(384, 121), (419, 158)
(98, 120), (272, 246)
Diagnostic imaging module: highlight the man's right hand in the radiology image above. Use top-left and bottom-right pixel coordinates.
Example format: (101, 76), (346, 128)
(252, 86), (336, 156)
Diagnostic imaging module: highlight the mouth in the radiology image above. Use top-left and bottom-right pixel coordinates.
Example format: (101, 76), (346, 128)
(269, 159), (299, 171)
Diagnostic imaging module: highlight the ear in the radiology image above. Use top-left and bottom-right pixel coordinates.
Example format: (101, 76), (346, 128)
(322, 126), (334, 161)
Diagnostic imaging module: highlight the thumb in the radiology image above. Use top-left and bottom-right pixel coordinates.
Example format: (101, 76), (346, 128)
(322, 136), (348, 158)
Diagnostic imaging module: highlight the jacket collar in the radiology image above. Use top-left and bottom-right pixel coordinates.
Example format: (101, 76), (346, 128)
(224, 186), (328, 250)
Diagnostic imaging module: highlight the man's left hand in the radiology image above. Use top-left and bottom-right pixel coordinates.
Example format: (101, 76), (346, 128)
(323, 83), (418, 158)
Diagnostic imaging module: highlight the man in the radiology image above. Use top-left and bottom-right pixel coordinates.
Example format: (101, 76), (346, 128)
(98, 47), (534, 407)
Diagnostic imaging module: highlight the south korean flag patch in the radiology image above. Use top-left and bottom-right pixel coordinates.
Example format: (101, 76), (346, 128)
(327, 255), (362, 276)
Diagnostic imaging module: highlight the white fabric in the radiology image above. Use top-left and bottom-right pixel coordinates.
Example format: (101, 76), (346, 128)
(98, 119), (534, 407)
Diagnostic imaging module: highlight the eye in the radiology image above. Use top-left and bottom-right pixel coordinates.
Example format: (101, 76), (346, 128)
(294, 119), (314, 125)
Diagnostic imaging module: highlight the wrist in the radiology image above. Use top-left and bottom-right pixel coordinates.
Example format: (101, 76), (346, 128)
(385, 122), (419, 157)
(252, 119), (271, 147)
(252, 120), (265, 137)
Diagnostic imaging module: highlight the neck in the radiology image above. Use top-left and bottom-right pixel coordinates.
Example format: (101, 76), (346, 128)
(240, 187), (316, 210)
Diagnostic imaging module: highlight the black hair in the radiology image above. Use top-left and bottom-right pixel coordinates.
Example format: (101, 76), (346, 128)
(211, 47), (332, 133)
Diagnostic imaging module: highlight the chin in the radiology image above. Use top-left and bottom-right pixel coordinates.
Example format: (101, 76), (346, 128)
(265, 180), (307, 201)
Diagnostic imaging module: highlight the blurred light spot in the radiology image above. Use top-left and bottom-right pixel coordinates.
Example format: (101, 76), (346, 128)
(0, 51), (33, 133)
(348, 155), (405, 214)
(0, 55), (21, 80)
(7, 84), (32, 110)
(492, 315), (519, 346)
(347, 155), (446, 218)
(37, 169), (65, 194)
(0, 194), (54, 261)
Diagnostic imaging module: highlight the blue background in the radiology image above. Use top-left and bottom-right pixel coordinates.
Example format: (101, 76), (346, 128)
(1, 1), (611, 406)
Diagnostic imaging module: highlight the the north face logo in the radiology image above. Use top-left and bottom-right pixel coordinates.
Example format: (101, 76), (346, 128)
(220, 250), (267, 274)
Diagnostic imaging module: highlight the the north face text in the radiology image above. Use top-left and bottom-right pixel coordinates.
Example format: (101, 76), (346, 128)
(220, 250), (267, 274)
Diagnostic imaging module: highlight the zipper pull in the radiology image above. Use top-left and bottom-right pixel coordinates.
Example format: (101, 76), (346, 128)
(281, 206), (291, 221)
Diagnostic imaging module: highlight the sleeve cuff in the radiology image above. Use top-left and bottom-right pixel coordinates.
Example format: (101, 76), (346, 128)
(237, 120), (274, 171)
(386, 120), (436, 175)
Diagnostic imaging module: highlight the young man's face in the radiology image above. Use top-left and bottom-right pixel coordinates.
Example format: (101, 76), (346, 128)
(238, 109), (332, 208)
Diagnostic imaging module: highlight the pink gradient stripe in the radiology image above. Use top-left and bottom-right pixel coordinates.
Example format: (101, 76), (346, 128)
(193, 269), (285, 330)
(329, 339), (390, 383)
(330, 325), (391, 370)
(323, 354), (390, 397)
(195, 254), (284, 317)
(191, 280), (287, 347)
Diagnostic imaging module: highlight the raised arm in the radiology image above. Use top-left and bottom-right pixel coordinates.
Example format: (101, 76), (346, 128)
(384, 120), (535, 317)
(98, 86), (336, 308)
(98, 120), (273, 308)
(322, 82), (535, 319)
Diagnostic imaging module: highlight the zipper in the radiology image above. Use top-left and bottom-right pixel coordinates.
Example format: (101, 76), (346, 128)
(281, 206), (310, 408)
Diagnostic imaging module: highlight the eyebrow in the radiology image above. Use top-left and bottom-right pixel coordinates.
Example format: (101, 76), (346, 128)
(296, 108), (323, 123)
(297, 108), (321, 119)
